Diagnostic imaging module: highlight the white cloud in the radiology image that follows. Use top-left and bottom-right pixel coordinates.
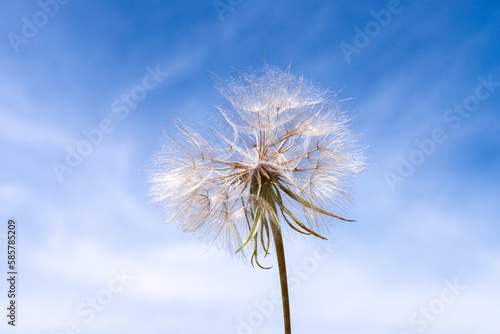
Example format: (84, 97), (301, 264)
(0, 109), (73, 147)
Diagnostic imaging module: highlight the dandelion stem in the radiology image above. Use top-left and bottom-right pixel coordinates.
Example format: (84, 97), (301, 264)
(270, 217), (291, 334)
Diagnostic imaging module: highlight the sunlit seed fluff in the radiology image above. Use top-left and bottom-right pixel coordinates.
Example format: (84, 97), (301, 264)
(149, 64), (365, 258)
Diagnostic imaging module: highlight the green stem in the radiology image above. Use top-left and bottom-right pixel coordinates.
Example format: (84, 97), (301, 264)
(270, 214), (291, 334)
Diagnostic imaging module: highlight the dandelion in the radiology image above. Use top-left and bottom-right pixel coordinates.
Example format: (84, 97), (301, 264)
(149, 64), (365, 334)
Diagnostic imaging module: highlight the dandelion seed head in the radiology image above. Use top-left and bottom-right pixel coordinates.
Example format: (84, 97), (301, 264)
(149, 64), (365, 257)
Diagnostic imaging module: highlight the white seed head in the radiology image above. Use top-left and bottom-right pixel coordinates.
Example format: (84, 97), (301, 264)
(149, 64), (365, 257)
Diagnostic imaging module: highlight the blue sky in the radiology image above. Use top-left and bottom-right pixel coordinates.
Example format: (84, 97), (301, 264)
(1, 1), (499, 333)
